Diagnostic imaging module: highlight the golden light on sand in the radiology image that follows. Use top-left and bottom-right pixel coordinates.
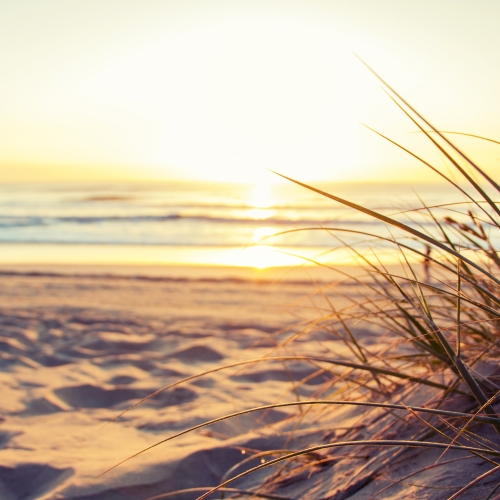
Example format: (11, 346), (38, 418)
(0, 243), (317, 268)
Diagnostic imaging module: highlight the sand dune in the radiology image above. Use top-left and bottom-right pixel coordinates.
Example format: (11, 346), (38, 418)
(0, 268), (329, 498)
(0, 267), (498, 499)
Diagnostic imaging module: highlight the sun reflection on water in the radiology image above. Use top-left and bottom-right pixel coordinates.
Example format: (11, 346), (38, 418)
(251, 227), (276, 244)
(225, 245), (295, 269)
(248, 208), (274, 220)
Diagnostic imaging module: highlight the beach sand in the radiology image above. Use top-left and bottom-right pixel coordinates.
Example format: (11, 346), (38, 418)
(0, 265), (498, 499)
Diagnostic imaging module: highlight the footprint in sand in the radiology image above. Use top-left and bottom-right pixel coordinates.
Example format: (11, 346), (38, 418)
(53, 384), (197, 409)
(167, 344), (224, 362)
(0, 463), (73, 499)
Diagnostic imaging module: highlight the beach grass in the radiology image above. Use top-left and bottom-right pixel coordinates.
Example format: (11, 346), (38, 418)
(104, 64), (500, 499)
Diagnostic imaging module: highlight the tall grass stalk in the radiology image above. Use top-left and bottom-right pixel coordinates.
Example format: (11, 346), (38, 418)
(104, 64), (500, 499)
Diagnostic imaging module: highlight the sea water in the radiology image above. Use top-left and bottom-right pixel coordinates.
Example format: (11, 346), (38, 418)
(0, 180), (490, 268)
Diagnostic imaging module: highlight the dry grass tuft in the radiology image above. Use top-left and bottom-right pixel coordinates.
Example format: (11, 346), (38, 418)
(105, 62), (500, 499)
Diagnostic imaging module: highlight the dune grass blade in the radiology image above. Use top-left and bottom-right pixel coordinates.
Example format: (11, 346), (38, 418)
(103, 355), (452, 428)
(437, 393), (500, 465)
(196, 440), (500, 500)
(354, 53), (500, 195)
(392, 200), (500, 217)
(368, 456), (472, 499)
(382, 91), (500, 223)
(146, 487), (294, 500)
(485, 480), (500, 499)
(268, 170), (500, 424)
(379, 272), (500, 321)
(99, 400), (500, 479)
(278, 248), (497, 370)
(360, 123), (489, 219)
(268, 170), (500, 288)
(453, 356), (500, 432)
(255, 226), (500, 308)
(104, 60), (500, 499)
(447, 464), (500, 500)
(416, 131), (500, 147)
(219, 450), (307, 485)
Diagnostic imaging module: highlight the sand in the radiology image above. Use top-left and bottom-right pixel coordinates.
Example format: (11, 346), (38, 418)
(0, 265), (499, 499)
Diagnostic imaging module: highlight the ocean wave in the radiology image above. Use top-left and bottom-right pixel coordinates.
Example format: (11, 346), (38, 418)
(79, 199), (407, 212)
(0, 213), (431, 228)
(0, 269), (349, 285)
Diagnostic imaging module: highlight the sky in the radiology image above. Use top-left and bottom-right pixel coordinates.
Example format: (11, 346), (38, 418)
(1, 0), (500, 184)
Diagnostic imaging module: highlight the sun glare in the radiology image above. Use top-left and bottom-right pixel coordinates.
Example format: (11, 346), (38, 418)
(247, 182), (275, 220)
(0, 9), (403, 184)
(1, 3), (499, 184)
(250, 183), (272, 208)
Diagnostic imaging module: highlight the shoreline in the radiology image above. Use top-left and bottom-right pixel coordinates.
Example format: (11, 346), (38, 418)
(0, 261), (426, 282)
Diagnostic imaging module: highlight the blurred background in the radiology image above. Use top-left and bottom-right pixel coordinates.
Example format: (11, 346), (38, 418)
(1, 0), (499, 270)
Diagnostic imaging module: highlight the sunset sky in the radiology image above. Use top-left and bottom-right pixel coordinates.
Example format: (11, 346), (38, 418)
(1, 1), (500, 184)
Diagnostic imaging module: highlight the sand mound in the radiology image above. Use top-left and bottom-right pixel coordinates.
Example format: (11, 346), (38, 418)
(0, 463), (74, 500)
(168, 345), (225, 362)
(1, 272), (498, 499)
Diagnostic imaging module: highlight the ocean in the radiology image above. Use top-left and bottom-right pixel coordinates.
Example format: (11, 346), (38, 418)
(0, 180), (484, 269)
